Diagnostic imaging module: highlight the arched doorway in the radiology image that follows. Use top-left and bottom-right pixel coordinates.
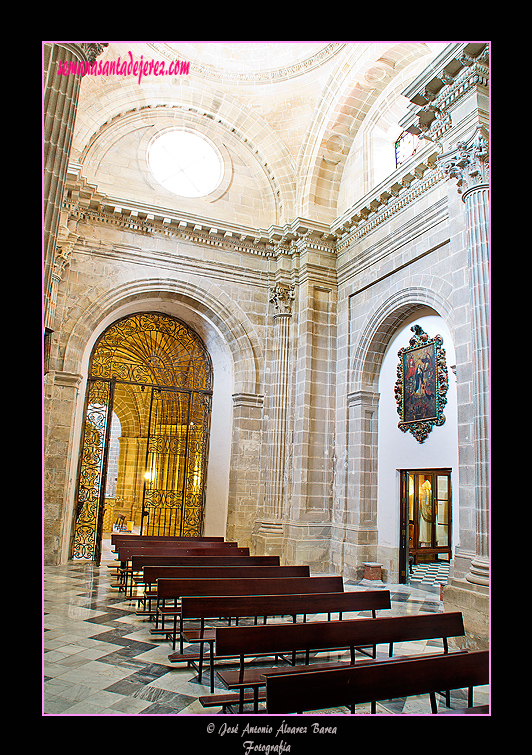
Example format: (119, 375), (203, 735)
(71, 312), (213, 562)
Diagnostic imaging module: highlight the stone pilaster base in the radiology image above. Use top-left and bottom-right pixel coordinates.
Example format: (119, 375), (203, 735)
(251, 521), (285, 561)
(442, 578), (489, 650)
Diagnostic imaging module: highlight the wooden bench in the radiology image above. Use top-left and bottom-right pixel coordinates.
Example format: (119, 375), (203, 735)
(114, 545), (250, 595)
(111, 534), (225, 548)
(174, 590), (391, 695)
(208, 611), (466, 712)
(154, 576), (344, 651)
(106, 535), (225, 576)
(264, 648), (489, 714)
(127, 554), (280, 598)
(137, 564), (311, 613)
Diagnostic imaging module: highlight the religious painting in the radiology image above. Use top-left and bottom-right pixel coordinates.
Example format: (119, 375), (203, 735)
(394, 325), (449, 443)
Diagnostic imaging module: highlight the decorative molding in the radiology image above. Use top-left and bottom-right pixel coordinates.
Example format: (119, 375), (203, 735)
(333, 148), (443, 251)
(232, 393), (264, 408)
(399, 43), (489, 148)
(269, 283), (296, 317)
(438, 124), (489, 197)
(147, 43), (345, 84)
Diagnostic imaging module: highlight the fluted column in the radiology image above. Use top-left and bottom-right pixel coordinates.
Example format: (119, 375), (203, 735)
(43, 43), (107, 323)
(439, 125), (490, 587)
(264, 283), (295, 521)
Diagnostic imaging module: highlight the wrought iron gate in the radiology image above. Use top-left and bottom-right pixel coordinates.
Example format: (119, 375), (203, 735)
(141, 387), (212, 537)
(72, 313), (213, 562)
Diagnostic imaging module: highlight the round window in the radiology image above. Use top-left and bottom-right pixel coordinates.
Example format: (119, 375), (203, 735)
(148, 130), (223, 198)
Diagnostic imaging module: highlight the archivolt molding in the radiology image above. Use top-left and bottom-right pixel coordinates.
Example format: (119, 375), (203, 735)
(76, 94), (297, 224)
(61, 277), (264, 397)
(350, 286), (453, 393)
(148, 42), (345, 85)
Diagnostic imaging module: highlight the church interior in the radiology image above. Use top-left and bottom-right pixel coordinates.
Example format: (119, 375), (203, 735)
(43, 41), (490, 716)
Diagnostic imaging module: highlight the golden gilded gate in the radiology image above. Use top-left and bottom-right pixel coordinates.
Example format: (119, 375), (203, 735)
(72, 313), (213, 562)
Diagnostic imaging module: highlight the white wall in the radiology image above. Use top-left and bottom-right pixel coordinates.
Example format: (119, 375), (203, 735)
(377, 312), (458, 554)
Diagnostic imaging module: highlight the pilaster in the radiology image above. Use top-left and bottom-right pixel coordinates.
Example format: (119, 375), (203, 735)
(398, 42), (490, 648)
(43, 43), (108, 329)
(440, 134), (489, 647)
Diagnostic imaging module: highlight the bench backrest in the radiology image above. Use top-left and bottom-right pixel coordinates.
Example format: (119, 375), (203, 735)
(214, 611), (464, 657)
(144, 565), (310, 584)
(118, 546), (250, 561)
(131, 555), (280, 570)
(116, 541), (238, 555)
(180, 590), (391, 620)
(112, 534), (224, 546)
(265, 649), (489, 713)
(157, 576), (343, 600)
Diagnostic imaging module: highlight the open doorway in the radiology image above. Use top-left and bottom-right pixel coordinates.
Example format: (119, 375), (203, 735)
(399, 469), (452, 585)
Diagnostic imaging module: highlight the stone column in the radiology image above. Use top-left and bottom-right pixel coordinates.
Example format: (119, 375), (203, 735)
(341, 389), (380, 580)
(43, 43), (107, 324)
(227, 393), (265, 549)
(438, 126), (490, 646)
(253, 283), (295, 556)
(44, 370), (84, 565)
(439, 125), (490, 585)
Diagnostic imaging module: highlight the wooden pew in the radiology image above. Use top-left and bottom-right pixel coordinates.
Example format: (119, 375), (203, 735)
(137, 564), (311, 613)
(174, 590), (391, 696)
(154, 576), (344, 650)
(264, 648), (489, 714)
(115, 545), (249, 595)
(129, 555), (280, 601)
(209, 611), (466, 712)
(111, 534), (225, 546)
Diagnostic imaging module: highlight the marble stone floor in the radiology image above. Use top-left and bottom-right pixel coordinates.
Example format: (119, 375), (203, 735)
(43, 540), (489, 717)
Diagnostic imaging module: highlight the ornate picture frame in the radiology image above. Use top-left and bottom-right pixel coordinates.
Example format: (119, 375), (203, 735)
(394, 325), (449, 443)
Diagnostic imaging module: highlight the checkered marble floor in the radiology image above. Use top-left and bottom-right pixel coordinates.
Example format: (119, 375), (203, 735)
(409, 562), (450, 590)
(43, 542), (488, 717)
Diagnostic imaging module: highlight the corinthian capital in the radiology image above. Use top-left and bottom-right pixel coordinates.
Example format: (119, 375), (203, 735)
(269, 283), (296, 317)
(438, 125), (489, 195)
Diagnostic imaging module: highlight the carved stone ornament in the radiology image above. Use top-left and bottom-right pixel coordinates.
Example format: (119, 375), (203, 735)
(394, 325), (449, 443)
(269, 283), (296, 316)
(438, 125), (489, 195)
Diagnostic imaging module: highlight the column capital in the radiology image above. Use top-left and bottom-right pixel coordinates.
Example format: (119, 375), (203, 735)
(51, 42), (109, 64)
(269, 282), (296, 317)
(437, 124), (489, 198)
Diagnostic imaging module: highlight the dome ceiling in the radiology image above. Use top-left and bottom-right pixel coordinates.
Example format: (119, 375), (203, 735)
(70, 41), (448, 227)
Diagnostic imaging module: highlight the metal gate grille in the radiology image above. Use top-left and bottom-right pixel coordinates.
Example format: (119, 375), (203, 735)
(72, 313), (213, 561)
(142, 388), (212, 536)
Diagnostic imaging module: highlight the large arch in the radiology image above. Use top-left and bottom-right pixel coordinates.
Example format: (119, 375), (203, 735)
(350, 285), (454, 394)
(58, 276), (265, 562)
(336, 283), (456, 581)
(62, 276), (264, 397)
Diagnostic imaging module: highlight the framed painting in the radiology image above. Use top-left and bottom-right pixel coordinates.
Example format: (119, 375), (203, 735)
(394, 325), (449, 443)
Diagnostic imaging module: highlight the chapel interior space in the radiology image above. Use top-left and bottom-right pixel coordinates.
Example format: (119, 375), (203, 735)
(43, 41), (490, 648)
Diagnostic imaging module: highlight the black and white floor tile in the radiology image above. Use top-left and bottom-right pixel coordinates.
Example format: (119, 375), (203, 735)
(409, 561), (450, 591)
(43, 542), (488, 716)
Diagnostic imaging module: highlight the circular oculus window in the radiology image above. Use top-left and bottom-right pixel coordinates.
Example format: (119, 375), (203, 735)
(148, 130), (223, 198)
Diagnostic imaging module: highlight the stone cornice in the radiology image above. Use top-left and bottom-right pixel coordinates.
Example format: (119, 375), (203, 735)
(399, 42), (489, 146)
(332, 143), (443, 252)
(64, 164), (336, 260)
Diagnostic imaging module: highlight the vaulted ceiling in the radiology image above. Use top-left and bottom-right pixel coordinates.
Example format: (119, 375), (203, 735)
(71, 42), (448, 229)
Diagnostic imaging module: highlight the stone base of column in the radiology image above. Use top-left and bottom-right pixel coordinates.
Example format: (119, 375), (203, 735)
(251, 521), (285, 560)
(442, 578), (489, 650)
(284, 522), (332, 572)
(329, 526), (379, 581)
